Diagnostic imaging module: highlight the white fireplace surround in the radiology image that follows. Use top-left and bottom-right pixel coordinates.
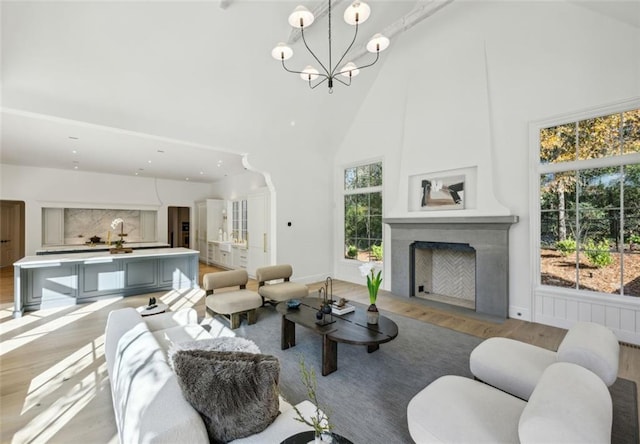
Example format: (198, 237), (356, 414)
(385, 216), (518, 319)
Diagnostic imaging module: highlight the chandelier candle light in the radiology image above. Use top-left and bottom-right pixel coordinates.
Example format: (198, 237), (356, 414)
(271, 1), (390, 93)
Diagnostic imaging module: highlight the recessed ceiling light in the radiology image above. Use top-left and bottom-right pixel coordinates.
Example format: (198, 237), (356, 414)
(148, 160), (152, 164)
(200, 171), (204, 175)
(74, 166), (79, 170)
(72, 150), (78, 154)
(185, 178), (190, 181)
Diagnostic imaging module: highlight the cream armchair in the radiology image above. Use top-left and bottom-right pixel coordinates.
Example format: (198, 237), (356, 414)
(255, 264), (309, 305)
(203, 269), (263, 329)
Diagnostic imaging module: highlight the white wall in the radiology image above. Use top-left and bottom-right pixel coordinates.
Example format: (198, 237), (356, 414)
(0, 164), (213, 255)
(334, 1), (640, 340)
(209, 168), (267, 201)
(247, 144), (333, 285)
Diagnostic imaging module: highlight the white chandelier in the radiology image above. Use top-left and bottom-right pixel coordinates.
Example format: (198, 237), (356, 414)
(271, 1), (390, 93)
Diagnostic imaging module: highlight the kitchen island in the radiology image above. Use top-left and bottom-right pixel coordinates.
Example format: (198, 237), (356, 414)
(13, 247), (199, 316)
(36, 242), (170, 255)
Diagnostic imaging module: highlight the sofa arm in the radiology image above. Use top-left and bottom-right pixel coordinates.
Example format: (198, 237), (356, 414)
(105, 307), (143, 377)
(519, 362), (612, 444)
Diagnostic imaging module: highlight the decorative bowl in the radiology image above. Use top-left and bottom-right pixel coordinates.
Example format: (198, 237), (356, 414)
(287, 299), (301, 309)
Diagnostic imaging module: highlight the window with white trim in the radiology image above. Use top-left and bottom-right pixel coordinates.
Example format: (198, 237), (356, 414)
(343, 161), (383, 262)
(538, 108), (640, 297)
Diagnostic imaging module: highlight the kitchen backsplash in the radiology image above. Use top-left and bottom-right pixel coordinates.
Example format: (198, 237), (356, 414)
(64, 209), (141, 244)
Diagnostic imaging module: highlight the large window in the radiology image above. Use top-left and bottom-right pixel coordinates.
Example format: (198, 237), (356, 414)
(538, 108), (640, 297)
(344, 161), (383, 261)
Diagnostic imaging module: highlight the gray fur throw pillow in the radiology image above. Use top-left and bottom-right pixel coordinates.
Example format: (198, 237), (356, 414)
(168, 337), (260, 365)
(172, 349), (280, 443)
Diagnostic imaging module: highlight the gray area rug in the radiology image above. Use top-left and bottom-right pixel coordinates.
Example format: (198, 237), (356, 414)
(228, 304), (638, 444)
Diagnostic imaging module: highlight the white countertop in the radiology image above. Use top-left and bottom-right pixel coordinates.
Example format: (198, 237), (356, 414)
(208, 240), (247, 250)
(36, 241), (170, 253)
(15, 247), (199, 267)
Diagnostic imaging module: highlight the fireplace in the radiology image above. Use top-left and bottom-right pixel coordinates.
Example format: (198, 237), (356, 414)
(384, 216), (518, 319)
(410, 241), (476, 310)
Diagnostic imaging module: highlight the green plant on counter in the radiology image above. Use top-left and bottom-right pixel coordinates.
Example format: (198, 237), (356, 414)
(346, 245), (358, 258)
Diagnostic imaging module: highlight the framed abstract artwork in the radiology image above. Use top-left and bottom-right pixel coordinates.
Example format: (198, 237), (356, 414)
(409, 173), (465, 211)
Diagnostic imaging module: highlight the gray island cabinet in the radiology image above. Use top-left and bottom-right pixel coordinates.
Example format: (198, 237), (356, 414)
(13, 247), (199, 316)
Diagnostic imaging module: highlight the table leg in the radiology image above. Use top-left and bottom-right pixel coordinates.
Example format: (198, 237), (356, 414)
(281, 316), (296, 350)
(322, 335), (338, 376)
(367, 344), (380, 353)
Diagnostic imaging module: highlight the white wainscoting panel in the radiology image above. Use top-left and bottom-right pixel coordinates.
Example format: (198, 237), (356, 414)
(534, 286), (640, 345)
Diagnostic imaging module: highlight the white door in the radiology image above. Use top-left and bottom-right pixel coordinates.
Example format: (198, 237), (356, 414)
(247, 192), (268, 277)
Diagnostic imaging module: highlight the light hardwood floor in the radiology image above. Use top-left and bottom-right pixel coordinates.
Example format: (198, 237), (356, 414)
(1, 264), (638, 442)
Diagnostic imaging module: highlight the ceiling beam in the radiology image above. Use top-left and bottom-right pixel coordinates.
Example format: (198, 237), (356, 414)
(284, 0), (454, 62)
(349, 0), (454, 64)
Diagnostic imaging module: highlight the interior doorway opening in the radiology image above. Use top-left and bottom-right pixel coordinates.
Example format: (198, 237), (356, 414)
(168, 206), (190, 248)
(0, 200), (25, 267)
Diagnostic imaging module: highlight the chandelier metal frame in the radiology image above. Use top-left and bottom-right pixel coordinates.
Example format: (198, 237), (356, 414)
(272, 1), (390, 93)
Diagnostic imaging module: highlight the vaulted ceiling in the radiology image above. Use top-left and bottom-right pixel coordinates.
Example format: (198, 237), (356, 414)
(1, 1), (428, 182)
(2, 1), (637, 183)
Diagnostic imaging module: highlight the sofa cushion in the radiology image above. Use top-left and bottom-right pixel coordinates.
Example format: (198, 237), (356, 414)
(206, 289), (262, 314)
(407, 374), (526, 443)
(172, 349), (280, 443)
(258, 283), (309, 302)
(519, 362), (612, 443)
(144, 307), (198, 331)
(469, 337), (556, 400)
(151, 324), (213, 354)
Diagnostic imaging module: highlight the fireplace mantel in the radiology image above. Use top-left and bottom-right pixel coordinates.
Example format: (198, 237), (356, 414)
(384, 215), (518, 319)
(384, 215), (519, 226)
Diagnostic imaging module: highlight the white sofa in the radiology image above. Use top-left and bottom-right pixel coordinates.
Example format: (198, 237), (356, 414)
(469, 321), (620, 400)
(407, 361), (613, 444)
(104, 307), (317, 443)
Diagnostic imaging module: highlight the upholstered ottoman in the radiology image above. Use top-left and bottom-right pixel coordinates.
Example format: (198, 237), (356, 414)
(204, 269), (263, 329)
(470, 321), (619, 400)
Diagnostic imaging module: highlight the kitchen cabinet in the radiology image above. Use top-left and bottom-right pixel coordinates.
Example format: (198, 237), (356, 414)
(197, 199), (225, 263)
(197, 202), (208, 263)
(232, 245), (248, 270)
(140, 210), (158, 242)
(247, 191), (269, 277)
(206, 199), (225, 242)
(14, 248), (198, 313)
(42, 208), (64, 246)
